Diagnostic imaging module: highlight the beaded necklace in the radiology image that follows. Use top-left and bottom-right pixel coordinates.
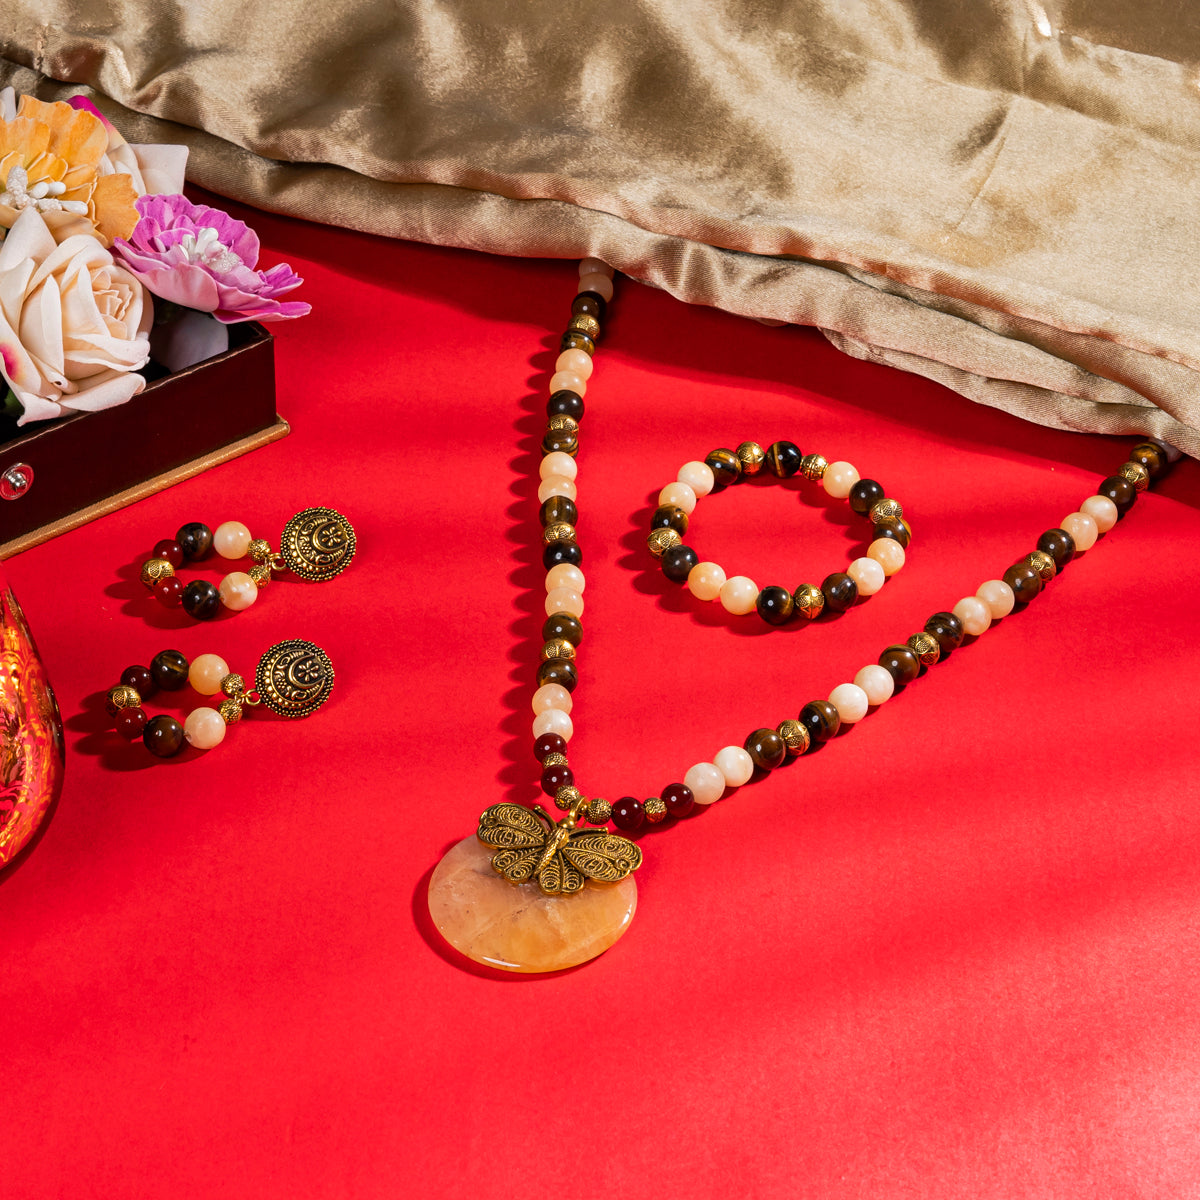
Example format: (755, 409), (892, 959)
(427, 260), (1177, 975)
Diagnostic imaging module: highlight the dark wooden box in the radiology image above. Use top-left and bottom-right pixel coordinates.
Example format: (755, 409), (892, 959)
(0, 322), (288, 558)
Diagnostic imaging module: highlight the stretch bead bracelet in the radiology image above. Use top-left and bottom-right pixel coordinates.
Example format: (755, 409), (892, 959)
(107, 640), (336, 757)
(647, 443), (909, 623)
(138, 507), (357, 619)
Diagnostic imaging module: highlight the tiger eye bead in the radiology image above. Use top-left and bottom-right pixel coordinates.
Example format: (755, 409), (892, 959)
(175, 522), (214, 561)
(181, 578), (221, 620)
(571, 292), (606, 323)
(1098, 475), (1137, 514)
(543, 541), (583, 570)
(540, 495), (578, 527)
(650, 505), (689, 534)
(586, 797), (613, 825)
(793, 583), (825, 620)
(878, 644), (920, 686)
(541, 428), (578, 457)
(704, 448), (742, 487)
(848, 478), (885, 516)
(661, 544), (699, 583)
(150, 649), (189, 692)
(798, 700), (840, 743)
(647, 528), (682, 557)
(547, 390), (585, 420)
(736, 442), (765, 477)
(766, 441), (802, 478)
(1036, 528), (1075, 569)
(777, 719), (811, 756)
(905, 632), (940, 667)
(542, 612), (582, 645)
(1129, 441), (1167, 479)
(755, 585), (794, 625)
(1001, 562), (1043, 603)
(872, 518), (912, 548)
(821, 572), (858, 613)
(143, 714), (186, 758)
(923, 611), (964, 653)
(536, 659), (578, 692)
(744, 728), (786, 770)
(559, 331), (595, 356)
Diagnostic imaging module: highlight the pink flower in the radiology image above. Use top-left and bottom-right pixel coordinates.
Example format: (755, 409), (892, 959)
(113, 194), (309, 324)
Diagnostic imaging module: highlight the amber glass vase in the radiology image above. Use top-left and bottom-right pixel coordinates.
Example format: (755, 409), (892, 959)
(0, 561), (65, 874)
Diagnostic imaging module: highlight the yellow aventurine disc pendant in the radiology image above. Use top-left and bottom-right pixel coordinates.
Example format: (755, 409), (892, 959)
(427, 836), (638, 973)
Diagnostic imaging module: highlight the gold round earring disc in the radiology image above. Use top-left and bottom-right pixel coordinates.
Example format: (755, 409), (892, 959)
(280, 508), (357, 582)
(255, 640), (335, 718)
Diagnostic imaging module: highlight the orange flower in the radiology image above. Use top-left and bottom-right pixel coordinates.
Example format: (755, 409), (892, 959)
(0, 95), (137, 246)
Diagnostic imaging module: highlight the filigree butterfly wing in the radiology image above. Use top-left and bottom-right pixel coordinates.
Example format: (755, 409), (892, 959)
(477, 804), (554, 885)
(490, 845), (544, 884)
(559, 829), (643, 884)
(536, 849), (586, 895)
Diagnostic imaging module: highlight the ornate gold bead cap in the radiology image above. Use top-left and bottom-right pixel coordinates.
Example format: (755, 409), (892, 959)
(543, 522), (577, 545)
(541, 752), (569, 768)
(793, 583), (825, 619)
(870, 498), (904, 524)
(643, 797), (668, 824)
(1119, 461), (1150, 492)
(554, 785), (584, 811)
(217, 698), (243, 725)
(1024, 550), (1057, 581)
(566, 313), (600, 339)
(647, 528), (682, 557)
(247, 564), (271, 587)
(220, 673), (245, 697)
(776, 719), (811, 755)
(586, 797), (613, 825)
(105, 684), (141, 716)
(906, 631), (941, 666)
(541, 638), (576, 661)
(547, 414), (579, 433)
(248, 539), (274, 563)
(799, 453), (828, 480)
(736, 441), (766, 476)
(139, 558), (175, 588)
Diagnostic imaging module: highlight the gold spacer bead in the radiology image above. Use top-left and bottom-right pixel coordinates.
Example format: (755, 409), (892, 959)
(1119, 461), (1149, 492)
(870, 498), (904, 523)
(793, 583), (825, 620)
(139, 558), (175, 588)
(646, 528), (682, 557)
(105, 684), (141, 716)
(777, 719), (811, 756)
(644, 796), (668, 824)
(543, 522), (577, 545)
(1024, 550), (1057, 581)
(217, 697), (243, 725)
(220, 673), (245, 697)
(554, 785), (584, 812)
(247, 539), (274, 564)
(547, 414), (579, 433)
(541, 638), (576, 661)
(906, 631), (941, 666)
(736, 441), (766, 476)
(247, 564), (271, 587)
(566, 314), (600, 340)
(799, 453), (828, 480)
(586, 797), (613, 825)
(541, 752), (569, 768)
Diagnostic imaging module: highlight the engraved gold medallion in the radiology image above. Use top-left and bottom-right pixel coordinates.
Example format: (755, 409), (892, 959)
(279, 508), (357, 582)
(254, 640), (335, 718)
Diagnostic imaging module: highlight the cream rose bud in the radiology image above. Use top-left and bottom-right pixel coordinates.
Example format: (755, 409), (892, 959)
(0, 205), (151, 425)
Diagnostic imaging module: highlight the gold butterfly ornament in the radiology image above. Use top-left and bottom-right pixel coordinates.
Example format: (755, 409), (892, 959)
(477, 801), (643, 895)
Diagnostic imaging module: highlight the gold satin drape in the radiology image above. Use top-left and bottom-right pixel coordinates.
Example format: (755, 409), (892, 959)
(3, 1), (1198, 453)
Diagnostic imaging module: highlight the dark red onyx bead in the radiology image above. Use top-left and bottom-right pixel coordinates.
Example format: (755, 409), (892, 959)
(115, 706), (148, 741)
(1002, 562), (1043, 603)
(661, 782), (694, 818)
(821, 572), (858, 613)
(756, 586), (794, 625)
(1036, 528), (1075, 569)
(1129, 441), (1167, 479)
(152, 538), (184, 568)
(541, 612), (582, 645)
(878, 644), (920, 685)
(543, 541), (583, 571)
(533, 733), (567, 761)
(540, 764), (575, 795)
(744, 728), (786, 770)
(143, 714), (186, 758)
(611, 796), (644, 832)
(547, 390), (584, 420)
(536, 659), (578, 691)
(650, 505), (689, 535)
(798, 700), (840, 742)
(923, 611), (964, 654)
(154, 575), (186, 607)
(1098, 475), (1137, 514)
(848, 478), (885, 516)
(571, 292), (606, 322)
(119, 664), (155, 698)
(661, 544), (699, 583)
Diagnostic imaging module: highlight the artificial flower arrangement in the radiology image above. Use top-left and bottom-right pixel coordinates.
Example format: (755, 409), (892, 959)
(0, 86), (308, 428)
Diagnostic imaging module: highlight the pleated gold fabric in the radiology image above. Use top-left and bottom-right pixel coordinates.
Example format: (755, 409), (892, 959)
(3, 1), (1198, 451)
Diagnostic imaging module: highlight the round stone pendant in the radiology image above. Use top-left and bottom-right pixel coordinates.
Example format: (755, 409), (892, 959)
(428, 835), (638, 972)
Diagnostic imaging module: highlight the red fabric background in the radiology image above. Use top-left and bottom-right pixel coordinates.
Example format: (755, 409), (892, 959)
(3, 200), (1200, 1199)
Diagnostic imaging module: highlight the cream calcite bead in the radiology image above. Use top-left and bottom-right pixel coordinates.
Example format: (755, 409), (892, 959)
(537, 476), (577, 503)
(555, 348), (594, 380)
(687, 561), (726, 601)
(1061, 511), (1098, 551)
(678, 460), (715, 496)
(545, 563), (585, 593)
(578, 272), (614, 301)
(187, 653), (230, 696)
(184, 707), (226, 750)
(658, 481), (697, 514)
(549, 370), (587, 396)
(684, 761), (726, 805)
(532, 708), (573, 741)
(828, 682), (869, 723)
(847, 556), (885, 596)
(219, 571), (258, 611)
(854, 663), (895, 705)
(545, 587), (584, 617)
(977, 579), (1015, 619)
(867, 537), (905, 576)
(822, 461), (860, 499)
(713, 746), (754, 787)
(953, 595), (992, 636)
(719, 576), (758, 615)
(532, 683), (572, 715)
(428, 835), (637, 973)
(578, 257), (612, 278)
(213, 520), (252, 559)
(540, 451), (578, 481)
(1080, 494), (1118, 533)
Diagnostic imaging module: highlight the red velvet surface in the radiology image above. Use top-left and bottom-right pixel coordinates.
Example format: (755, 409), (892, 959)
(4, 203), (1200, 1199)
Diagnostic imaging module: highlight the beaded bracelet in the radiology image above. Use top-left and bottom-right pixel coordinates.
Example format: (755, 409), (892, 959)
(139, 507), (356, 619)
(107, 639), (335, 757)
(646, 442), (909, 622)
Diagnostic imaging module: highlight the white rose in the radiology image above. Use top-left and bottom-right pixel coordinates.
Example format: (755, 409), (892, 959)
(0, 205), (151, 425)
